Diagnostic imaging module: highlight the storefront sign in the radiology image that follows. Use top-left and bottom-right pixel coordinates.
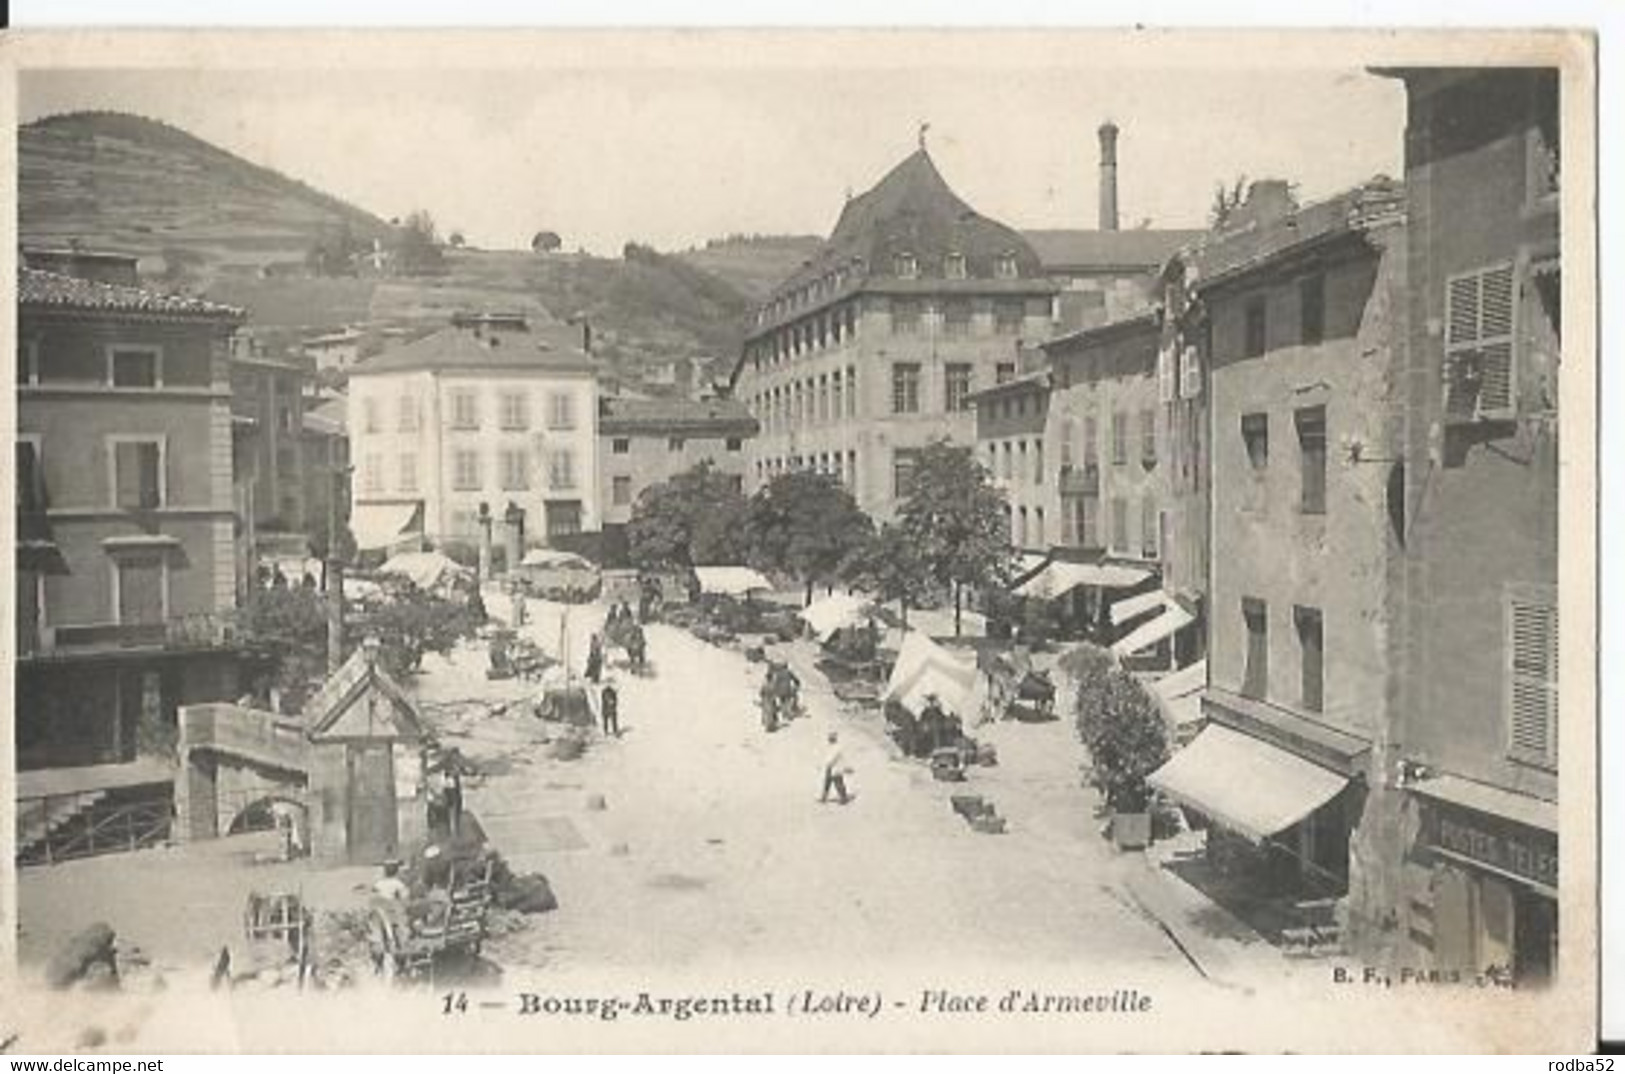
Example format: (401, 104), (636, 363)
(1420, 801), (1558, 890)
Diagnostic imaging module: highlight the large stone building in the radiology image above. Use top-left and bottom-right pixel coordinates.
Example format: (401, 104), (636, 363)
(733, 148), (1058, 519)
(597, 395), (758, 563)
(1371, 67), (1561, 983)
(1146, 177), (1409, 949)
(16, 249), (246, 775)
(346, 312), (599, 561)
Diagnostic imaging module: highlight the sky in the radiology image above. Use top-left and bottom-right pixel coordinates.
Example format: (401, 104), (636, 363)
(20, 60), (1406, 255)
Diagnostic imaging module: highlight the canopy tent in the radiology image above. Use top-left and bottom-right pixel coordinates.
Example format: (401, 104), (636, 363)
(1111, 602), (1196, 657)
(694, 566), (774, 597)
(798, 593), (873, 642)
(352, 502), (423, 552)
(520, 548), (594, 571)
(1406, 773), (1558, 836)
(1147, 723), (1348, 843)
(379, 551), (471, 591)
(883, 632), (980, 717)
(1015, 560), (1152, 600)
(1110, 588), (1174, 626)
(1150, 659), (1207, 730)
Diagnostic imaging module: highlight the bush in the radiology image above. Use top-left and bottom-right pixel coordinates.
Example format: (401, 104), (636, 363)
(1068, 645), (1168, 814)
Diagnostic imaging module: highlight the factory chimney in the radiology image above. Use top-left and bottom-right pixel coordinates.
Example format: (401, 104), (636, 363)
(1098, 120), (1120, 232)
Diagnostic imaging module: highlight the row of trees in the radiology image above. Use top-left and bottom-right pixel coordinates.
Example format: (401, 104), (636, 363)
(625, 440), (1018, 634)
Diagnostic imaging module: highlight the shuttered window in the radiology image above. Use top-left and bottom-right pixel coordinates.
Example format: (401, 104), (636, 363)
(1157, 343), (1176, 403)
(1506, 585), (1558, 769)
(1445, 262), (1517, 419)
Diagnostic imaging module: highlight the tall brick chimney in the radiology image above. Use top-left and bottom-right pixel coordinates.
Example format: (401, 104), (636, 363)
(1097, 120), (1120, 232)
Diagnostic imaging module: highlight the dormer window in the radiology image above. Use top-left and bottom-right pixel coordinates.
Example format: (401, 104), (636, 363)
(945, 252), (968, 280)
(995, 252), (1018, 279)
(894, 252), (918, 279)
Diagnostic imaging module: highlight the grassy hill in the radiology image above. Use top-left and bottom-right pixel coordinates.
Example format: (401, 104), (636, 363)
(675, 233), (822, 302)
(19, 110), (806, 386)
(20, 111), (394, 276)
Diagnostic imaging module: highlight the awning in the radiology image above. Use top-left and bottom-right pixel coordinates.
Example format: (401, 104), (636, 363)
(520, 548), (593, 570)
(352, 502), (422, 551)
(695, 566), (773, 596)
(379, 551), (471, 590)
(884, 632), (979, 716)
(799, 593), (872, 642)
(18, 539), (70, 575)
(1149, 723), (1348, 842)
(1407, 774), (1558, 835)
(1111, 601), (1195, 656)
(1015, 560), (1152, 599)
(1110, 588), (1170, 625)
(1151, 659), (1207, 727)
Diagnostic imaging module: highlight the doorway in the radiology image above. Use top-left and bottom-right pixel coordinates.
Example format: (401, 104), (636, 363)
(345, 743), (398, 863)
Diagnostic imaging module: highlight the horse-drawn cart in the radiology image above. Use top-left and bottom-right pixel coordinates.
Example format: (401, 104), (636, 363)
(367, 858), (494, 983)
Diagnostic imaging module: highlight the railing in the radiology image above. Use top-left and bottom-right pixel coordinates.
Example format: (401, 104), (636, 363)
(179, 702), (311, 776)
(31, 611), (237, 655)
(17, 788), (173, 867)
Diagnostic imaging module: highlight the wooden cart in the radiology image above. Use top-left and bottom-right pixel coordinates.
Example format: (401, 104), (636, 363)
(367, 858), (495, 983)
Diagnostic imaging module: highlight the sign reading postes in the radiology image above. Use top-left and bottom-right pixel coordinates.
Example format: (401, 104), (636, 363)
(1420, 801), (1558, 890)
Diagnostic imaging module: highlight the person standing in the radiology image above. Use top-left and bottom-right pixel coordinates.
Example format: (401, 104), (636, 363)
(513, 584), (528, 628)
(586, 632), (604, 684)
(821, 731), (851, 805)
(600, 681), (620, 737)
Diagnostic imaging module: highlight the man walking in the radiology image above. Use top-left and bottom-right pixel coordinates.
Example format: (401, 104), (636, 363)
(821, 731), (851, 805)
(600, 680), (620, 738)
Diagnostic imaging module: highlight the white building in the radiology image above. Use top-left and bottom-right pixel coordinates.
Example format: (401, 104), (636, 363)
(346, 313), (599, 557)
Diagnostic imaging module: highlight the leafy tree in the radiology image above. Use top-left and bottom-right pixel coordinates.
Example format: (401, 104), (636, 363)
(360, 582), (483, 678)
(237, 585), (331, 711)
(392, 209), (445, 276)
(627, 460), (750, 571)
(897, 439), (1016, 635)
(531, 230), (562, 253)
(448, 231), (466, 248)
(1070, 650), (1169, 814)
(840, 522), (931, 629)
(745, 471), (873, 605)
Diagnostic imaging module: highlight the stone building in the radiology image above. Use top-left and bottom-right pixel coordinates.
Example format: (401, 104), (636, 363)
(346, 312), (599, 562)
(732, 148), (1058, 519)
(1146, 176), (1409, 945)
(16, 248), (247, 775)
(1370, 67), (1561, 982)
(597, 395), (759, 564)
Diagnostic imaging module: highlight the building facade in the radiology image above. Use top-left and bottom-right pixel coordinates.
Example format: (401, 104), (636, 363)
(732, 149), (1058, 519)
(16, 250), (246, 771)
(346, 313), (599, 560)
(1170, 176), (1410, 922)
(230, 339), (315, 537)
(1374, 67), (1561, 983)
(598, 395), (759, 529)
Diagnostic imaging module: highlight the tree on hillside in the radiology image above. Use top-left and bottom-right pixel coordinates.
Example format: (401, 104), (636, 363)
(1208, 175), (1250, 229)
(531, 230), (563, 254)
(448, 231), (466, 249)
(840, 522), (932, 629)
(627, 460), (750, 571)
(306, 221), (364, 277)
(897, 439), (1016, 636)
(745, 471), (873, 606)
(392, 209), (445, 276)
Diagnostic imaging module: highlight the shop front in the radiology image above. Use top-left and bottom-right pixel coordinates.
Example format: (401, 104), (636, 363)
(1407, 776), (1558, 985)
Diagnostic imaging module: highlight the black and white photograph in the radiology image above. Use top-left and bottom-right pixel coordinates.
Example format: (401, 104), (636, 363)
(0, 28), (1598, 1054)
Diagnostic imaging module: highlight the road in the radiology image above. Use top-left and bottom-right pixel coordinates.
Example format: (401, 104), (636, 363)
(463, 594), (1196, 979)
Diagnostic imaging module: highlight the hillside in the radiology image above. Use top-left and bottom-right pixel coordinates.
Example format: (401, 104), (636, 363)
(20, 111), (394, 276)
(675, 234), (822, 302)
(20, 110), (760, 387)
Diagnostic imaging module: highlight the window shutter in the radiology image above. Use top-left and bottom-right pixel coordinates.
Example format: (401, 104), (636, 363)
(1476, 265), (1517, 415)
(1445, 263), (1518, 419)
(1158, 344), (1175, 403)
(1507, 590), (1558, 768)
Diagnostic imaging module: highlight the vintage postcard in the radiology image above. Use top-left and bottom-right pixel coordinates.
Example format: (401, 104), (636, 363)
(0, 27), (1598, 1053)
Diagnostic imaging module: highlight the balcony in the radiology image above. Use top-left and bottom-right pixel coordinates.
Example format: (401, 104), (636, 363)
(1058, 463), (1100, 497)
(26, 611), (238, 659)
